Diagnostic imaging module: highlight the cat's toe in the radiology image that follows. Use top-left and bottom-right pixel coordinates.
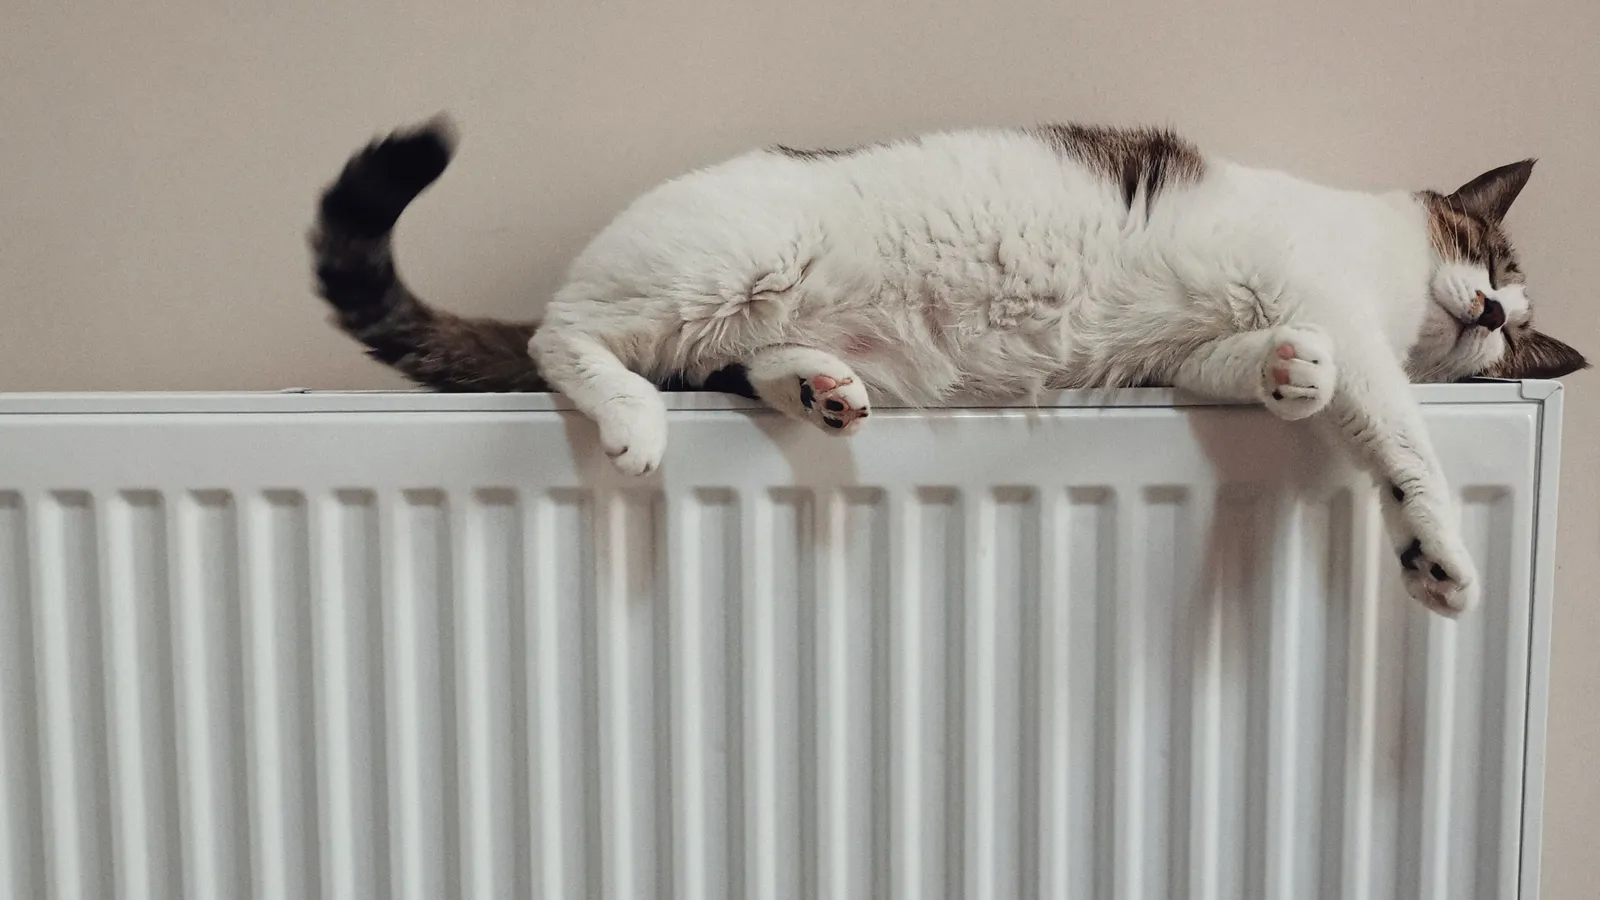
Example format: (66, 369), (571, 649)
(1261, 325), (1337, 420)
(798, 374), (870, 435)
(1397, 535), (1479, 616)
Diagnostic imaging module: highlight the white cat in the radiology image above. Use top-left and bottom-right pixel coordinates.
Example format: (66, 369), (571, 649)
(309, 118), (1587, 615)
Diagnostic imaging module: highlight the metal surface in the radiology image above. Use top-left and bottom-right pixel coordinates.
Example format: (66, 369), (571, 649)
(0, 383), (1563, 899)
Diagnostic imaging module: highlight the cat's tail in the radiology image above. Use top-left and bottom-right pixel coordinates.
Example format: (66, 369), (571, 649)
(307, 115), (549, 392)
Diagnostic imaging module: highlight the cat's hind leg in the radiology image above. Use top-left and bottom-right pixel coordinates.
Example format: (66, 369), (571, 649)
(530, 328), (669, 476)
(1173, 324), (1338, 420)
(746, 345), (871, 434)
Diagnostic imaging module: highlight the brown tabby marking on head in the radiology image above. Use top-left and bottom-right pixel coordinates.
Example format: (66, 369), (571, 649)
(1415, 191), (1525, 285)
(1485, 328), (1591, 380)
(1032, 124), (1206, 213)
(1417, 159), (1589, 379)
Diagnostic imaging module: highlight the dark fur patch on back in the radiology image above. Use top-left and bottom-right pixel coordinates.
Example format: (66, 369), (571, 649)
(1033, 124), (1206, 213)
(770, 143), (866, 161)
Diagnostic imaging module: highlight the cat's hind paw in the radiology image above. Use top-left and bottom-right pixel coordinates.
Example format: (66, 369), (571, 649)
(747, 346), (872, 436)
(798, 373), (870, 434)
(1397, 533), (1479, 616)
(1261, 325), (1337, 421)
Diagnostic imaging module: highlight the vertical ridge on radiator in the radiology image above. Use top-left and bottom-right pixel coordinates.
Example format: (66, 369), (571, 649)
(527, 490), (597, 899)
(1035, 487), (1067, 900)
(747, 489), (811, 900)
(1402, 574), (1457, 900)
(383, 490), (459, 900)
(667, 489), (707, 900)
(34, 492), (113, 900)
(0, 493), (44, 900)
(1233, 489), (1270, 900)
(668, 488), (738, 900)
(1109, 486), (1185, 900)
(242, 491), (319, 900)
(872, 490), (893, 900)
(814, 490), (848, 900)
(174, 490), (249, 900)
(1173, 486), (1220, 900)
(1037, 487), (1113, 900)
(887, 490), (919, 900)
(103, 492), (180, 900)
(1461, 488), (1518, 898)
(740, 491), (778, 900)
(456, 489), (521, 900)
(813, 488), (887, 900)
(1291, 489), (1353, 900)
(962, 487), (1039, 900)
(961, 489), (996, 900)
(1259, 492), (1301, 900)
(313, 490), (388, 900)
(1335, 494), (1396, 900)
(1107, 484), (1143, 900)
(595, 491), (669, 899)
(889, 488), (959, 900)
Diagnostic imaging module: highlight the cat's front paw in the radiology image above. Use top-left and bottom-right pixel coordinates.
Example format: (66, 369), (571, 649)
(596, 397), (668, 476)
(1396, 531), (1479, 616)
(1260, 325), (1337, 420)
(798, 373), (870, 435)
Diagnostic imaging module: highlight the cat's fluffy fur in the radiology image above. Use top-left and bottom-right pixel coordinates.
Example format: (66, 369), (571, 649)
(309, 117), (1587, 615)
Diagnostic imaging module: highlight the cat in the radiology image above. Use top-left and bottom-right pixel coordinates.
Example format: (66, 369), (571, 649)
(309, 116), (1586, 616)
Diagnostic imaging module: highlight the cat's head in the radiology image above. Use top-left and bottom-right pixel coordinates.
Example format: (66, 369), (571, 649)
(1410, 161), (1588, 382)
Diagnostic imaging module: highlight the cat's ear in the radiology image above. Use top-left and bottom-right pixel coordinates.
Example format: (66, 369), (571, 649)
(1487, 328), (1590, 379)
(1449, 159), (1536, 223)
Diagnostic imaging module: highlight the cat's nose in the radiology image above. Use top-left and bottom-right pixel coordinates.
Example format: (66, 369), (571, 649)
(1477, 295), (1507, 331)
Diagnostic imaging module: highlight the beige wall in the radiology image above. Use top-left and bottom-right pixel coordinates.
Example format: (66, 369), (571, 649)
(3, 0), (1596, 892)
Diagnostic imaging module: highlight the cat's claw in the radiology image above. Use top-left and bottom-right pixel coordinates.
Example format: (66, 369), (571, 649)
(1261, 325), (1337, 420)
(597, 397), (668, 475)
(798, 373), (870, 434)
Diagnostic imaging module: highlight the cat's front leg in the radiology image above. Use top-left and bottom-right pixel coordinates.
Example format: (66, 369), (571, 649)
(745, 345), (871, 434)
(1322, 336), (1478, 615)
(529, 328), (670, 476)
(1173, 324), (1338, 419)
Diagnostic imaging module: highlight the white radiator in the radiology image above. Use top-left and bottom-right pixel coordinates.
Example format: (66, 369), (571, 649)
(0, 383), (1564, 900)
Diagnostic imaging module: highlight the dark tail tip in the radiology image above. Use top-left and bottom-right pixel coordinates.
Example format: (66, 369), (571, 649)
(318, 114), (460, 239)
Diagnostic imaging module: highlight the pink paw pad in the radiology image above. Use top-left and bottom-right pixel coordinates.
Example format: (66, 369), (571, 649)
(798, 374), (867, 430)
(1271, 342), (1313, 385)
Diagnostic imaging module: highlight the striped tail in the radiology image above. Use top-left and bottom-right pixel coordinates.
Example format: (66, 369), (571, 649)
(308, 115), (549, 392)
(308, 115), (757, 398)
